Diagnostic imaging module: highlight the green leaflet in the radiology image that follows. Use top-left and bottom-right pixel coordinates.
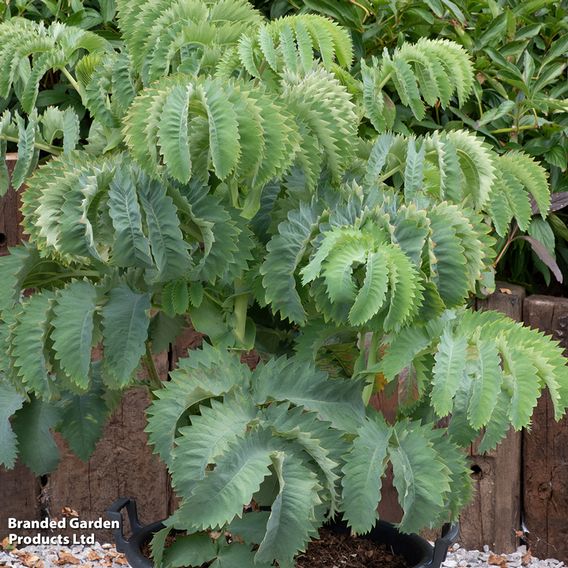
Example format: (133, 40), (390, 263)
(265, 403), (345, 514)
(162, 534), (216, 568)
(389, 421), (452, 534)
(431, 328), (468, 418)
(0, 381), (25, 469)
(253, 356), (365, 433)
(172, 430), (276, 531)
(255, 453), (321, 568)
(146, 345), (249, 467)
(137, 175), (191, 283)
(108, 165), (153, 269)
(11, 111), (38, 189)
(171, 394), (257, 496)
(11, 291), (57, 400)
(158, 85), (192, 183)
(342, 414), (391, 534)
(467, 338), (502, 429)
(51, 281), (98, 390)
(101, 284), (151, 387)
(12, 397), (61, 475)
(262, 201), (322, 324)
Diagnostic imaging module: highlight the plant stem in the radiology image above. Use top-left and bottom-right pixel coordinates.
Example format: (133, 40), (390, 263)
(144, 342), (163, 392)
(61, 67), (84, 99)
(490, 124), (540, 134)
(233, 278), (249, 346)
(0, 134), (61, 155)
(494, 224), (519, 268)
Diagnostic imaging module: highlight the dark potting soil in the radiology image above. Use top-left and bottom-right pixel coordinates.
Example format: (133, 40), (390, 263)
(142, 527), (409, 568)
(295, 527), (409, 568)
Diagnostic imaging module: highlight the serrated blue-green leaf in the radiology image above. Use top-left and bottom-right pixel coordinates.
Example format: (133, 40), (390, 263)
(228, 512), (271, 545)
(146, 345), (249, 467)
(467, 339), (502, 429)
(478, 390), (512, 454)
(62, 108), (80, 154)
(158, 85), (192, 183)
(262, 202), (322, 324)
(265, 403), (344, 514)
(429, 209), (469, 306)
(108, 165), (153, 269)
(503, 347), (541, 430)
(0, 245), (41, 313)
(255, 452), (321, 568)
(365, 133), (396, 187)
(212, 543), (270, 568)
(198, 80), (239, 180)
(0, 381), (25, 469)
(171, 394), (257, 497)
(487, 182), (514, 237)
(349, 250), (389, 326)
(384, 246), (422, 331)
(57, 364), (109, 461)
(500, 170), (532, 231)
(12, 397), (60, 475)
(342, 414), (391, 534)
(258, 25), (278, 72)
(51, 281), (97, 390)
(162, 534), (217, 568)
(392, 57), (425, 120)
(431, 328), (467, 418)
(404, 138), (425, 201)
(138, 176), (191, 282)
(102, 284), (151, 388)
(389, 421), (451, 534)
(11, 291), (56, 400)
(381, 325), (432, 381)
(173, 430), (276, 531)
(12, 112), (38, 189)
(253, 356), (365, 432)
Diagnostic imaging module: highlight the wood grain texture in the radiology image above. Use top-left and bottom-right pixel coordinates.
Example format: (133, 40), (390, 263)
(45, 354), (171, 542)
(0, 154), (24, 256)
(0, 463), (41, 538)
(461, 282), (525, 553)
(523, 295), (568, 562)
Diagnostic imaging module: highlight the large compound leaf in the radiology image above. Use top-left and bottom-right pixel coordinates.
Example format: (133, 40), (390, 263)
(172, 430), (276, 531)
(171, 394), (257, 497)
(146, 345), (250, 467)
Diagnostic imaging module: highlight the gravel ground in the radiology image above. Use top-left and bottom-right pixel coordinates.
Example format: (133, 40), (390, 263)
(443, 543), (566, 568)
(0, 542), (128, 567)
(0, 541), (566, 567)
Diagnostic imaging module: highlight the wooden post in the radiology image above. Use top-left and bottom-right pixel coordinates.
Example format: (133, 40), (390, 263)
(0, 153), (24, 256)
(523, 296), (568, 562)
(460, 282), (525, 553)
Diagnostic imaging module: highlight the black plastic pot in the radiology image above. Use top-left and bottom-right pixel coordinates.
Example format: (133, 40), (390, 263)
(107, 497), (459, 568)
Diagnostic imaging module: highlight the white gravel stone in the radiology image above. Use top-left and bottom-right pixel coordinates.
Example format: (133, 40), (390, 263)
(443, 545), (566, 568)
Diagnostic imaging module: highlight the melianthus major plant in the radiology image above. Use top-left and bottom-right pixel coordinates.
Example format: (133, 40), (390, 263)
(1, 0), (568, 566)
